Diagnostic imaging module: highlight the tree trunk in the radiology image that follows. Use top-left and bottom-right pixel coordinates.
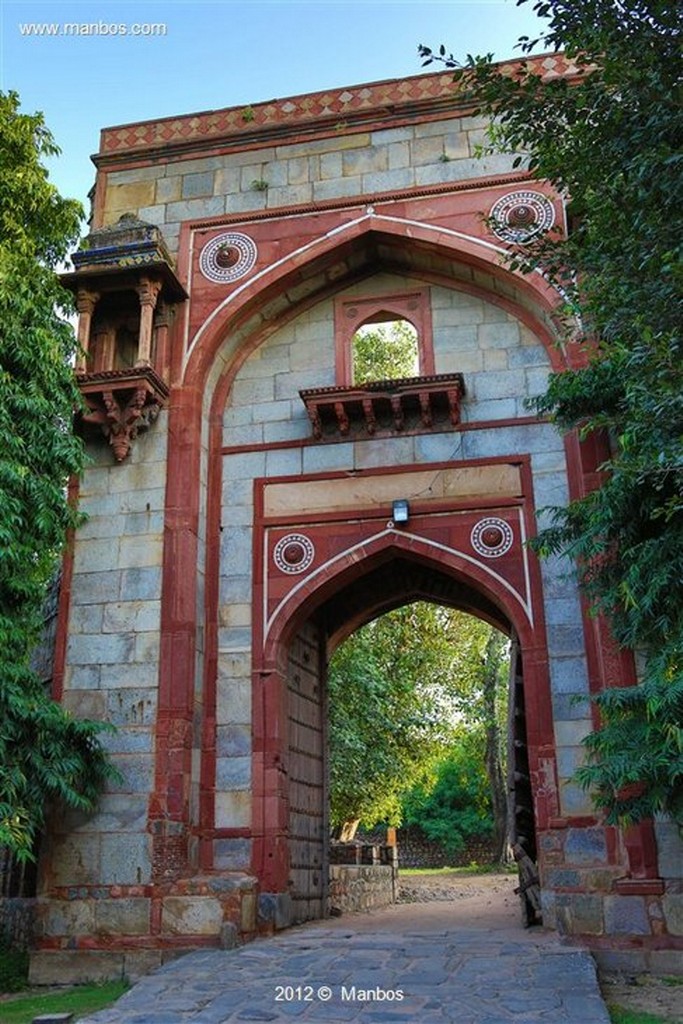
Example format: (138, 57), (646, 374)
(332, 819), (361, 842)
(483, 631), (509, 863)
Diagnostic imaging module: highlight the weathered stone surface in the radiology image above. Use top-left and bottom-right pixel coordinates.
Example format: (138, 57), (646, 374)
(63, 793), (149, 834)
(604, 895), (651, 935)
(546, 869), (581, 889)
(560, 781), (595, 816)
(662, 894), (683, 935)
(220, 921), (239, 948)
(100, 832), (151, 885)
(38, 898), (96, 937)
(161, 897), (223, 935)
(105, 688), (157, 725)
(555, 893), (604, 935)
(214, 791), (251, 829)
(216, 756), (251, 789)
(565, 827), (608, 866)
(216, 724), (251, 757)
(45, 835), (101, 886)
(95, 898), (151, 936)
(258, 892), (293, 930)
(214, 838), (252, 871)
(655, 818), (683, 878)
(182, 170), (215, 198)
(29, 950), (128, 985)
(155, 176), (181, 203)
(66, 632), (135, 666)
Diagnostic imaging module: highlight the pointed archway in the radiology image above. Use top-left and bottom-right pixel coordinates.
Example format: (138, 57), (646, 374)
(252, 523), (553, 922)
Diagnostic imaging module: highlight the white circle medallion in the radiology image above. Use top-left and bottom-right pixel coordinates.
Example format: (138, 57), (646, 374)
(199, 232), (258, 283)
(489, 191), (555, 244)
(273, 534), (315, 575)
(471, 517), (514, 559)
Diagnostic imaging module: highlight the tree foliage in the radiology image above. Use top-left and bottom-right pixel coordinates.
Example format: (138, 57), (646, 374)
(420, 0), (683, 823)
(327, 602), (508, 845)
(402, 731), (494, 857)
(352, 319), (419, 384)
(0, 91), (118, 859)
(328, 603), (450, 829)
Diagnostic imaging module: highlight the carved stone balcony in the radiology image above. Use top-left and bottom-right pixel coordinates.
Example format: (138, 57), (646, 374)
(77, 366), (169, 462)
(300, 373), (466, 442)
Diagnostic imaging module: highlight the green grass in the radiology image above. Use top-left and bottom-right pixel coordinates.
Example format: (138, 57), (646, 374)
(399, 863), (516, 877)
(0, 981), (128, 1023)
(607, 1006), (674, 1024)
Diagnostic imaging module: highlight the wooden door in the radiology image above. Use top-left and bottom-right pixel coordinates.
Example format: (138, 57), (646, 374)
(287, 622), (327, 922)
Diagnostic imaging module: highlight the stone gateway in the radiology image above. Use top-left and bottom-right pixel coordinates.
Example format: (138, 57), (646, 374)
(30, 57), (682, 981)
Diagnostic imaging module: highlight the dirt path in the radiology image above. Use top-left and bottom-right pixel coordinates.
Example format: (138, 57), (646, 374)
(397, 871), (683, 1022)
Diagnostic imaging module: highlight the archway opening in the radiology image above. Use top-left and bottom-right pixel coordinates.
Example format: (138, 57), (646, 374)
(328, 602), (509, 860)
(281, 554), (537, 925)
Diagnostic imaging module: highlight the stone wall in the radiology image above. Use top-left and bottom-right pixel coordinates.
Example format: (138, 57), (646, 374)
(101, 115), (515, 256)
(358, 828), (495, 870)
(36, 418), (169, 939)
(329, 866), (396, 915)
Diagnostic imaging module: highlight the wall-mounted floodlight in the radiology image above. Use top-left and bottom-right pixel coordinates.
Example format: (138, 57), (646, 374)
(392, 499), (410, 525)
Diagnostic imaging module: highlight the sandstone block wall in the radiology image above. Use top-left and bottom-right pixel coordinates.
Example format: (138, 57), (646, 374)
(37, 420), (168, 933)
(101, 115), (515, 255)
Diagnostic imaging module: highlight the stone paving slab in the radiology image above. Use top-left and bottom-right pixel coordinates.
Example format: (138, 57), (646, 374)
(79, 921), (610, 1024)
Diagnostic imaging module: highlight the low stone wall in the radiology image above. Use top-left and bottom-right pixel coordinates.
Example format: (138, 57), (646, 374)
(329, 865), (395, 915)
(357, 827), (494, 869)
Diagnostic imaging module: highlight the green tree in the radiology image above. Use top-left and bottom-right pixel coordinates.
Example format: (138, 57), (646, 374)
(328, 602), (509, 847)
(328, 603), (451, 834)
(420, 0), (682, 823)
(402, 731), (494, 858)
(428, 618), (509, 861)
(352, 319), (419, 383)
(0, 91), (118, 860)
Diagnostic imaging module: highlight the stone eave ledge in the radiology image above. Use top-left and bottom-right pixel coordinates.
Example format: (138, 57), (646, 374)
(300, 372), (466, 441)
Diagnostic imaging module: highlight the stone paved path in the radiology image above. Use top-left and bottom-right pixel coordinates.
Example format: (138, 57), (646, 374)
(79, 903), (611, 1024)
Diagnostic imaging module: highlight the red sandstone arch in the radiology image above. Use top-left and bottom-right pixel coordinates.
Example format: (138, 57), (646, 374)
(166, 218), (573, 888)
(181, 214), (569, 391)
(250, 536), (555, 906)
(161, 213), (568, 890)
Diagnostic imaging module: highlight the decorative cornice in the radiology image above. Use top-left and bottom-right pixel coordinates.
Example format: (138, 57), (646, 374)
(184, 171), (535, 232)
(63, 215), (187, 302)
(96, 54), (584, 162)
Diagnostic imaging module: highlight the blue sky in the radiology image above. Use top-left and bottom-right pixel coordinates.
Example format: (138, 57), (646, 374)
(1, 1), (544, 210)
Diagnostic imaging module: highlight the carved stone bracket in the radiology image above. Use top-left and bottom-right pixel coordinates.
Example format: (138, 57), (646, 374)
(77, 367), (169, 462)
(300, 373), (466, 441)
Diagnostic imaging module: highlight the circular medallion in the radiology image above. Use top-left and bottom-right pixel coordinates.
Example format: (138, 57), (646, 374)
(471, 517), (514, 559)
(489, 191), (555, 244)
(273, 534), (315, 575)
(199, 232), (258, 283)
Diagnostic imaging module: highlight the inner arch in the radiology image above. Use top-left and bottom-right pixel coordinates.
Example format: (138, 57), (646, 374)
(280, 550), (535, 924)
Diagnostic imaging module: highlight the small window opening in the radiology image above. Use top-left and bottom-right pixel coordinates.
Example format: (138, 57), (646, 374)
(351, 317), (419, 385)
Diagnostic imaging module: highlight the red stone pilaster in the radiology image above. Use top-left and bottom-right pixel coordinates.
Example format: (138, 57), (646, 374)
(251, 668), (290, 893)
(150, 383), (203, 883)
